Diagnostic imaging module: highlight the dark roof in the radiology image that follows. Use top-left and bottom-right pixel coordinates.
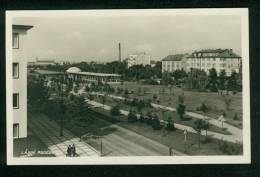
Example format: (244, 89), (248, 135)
(188, 49), (241, 58)
(36, 60), (55, 63)
(162, 54), (185, 61)
(34, 70), (64, 75)
(12, 25), (33, 30)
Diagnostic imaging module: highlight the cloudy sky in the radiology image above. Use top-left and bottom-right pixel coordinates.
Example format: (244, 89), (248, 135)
(14, 14), (241, 62)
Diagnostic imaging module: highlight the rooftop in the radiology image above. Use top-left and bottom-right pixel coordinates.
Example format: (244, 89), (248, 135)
(188, 49), (241, 58)
(36, 58), (56, 63)
(162, 54), (185, 61)
(34, 70), (64, 75)
(69, 71), (121, 77)
(13, 24), (33, 31)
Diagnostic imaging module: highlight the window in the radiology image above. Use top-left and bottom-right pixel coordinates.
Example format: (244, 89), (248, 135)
(12, 33), (19, 49)
(13, 93), (19, 109)
(13, 123), (19, 138)
(12, 63), (19, 78)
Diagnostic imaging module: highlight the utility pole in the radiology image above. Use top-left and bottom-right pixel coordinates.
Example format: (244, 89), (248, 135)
(118, 42), (121, 62)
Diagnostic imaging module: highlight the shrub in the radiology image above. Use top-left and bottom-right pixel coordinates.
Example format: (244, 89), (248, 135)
(196, 103), (210, 112)
(218, 141), (243, 155)
(145, 112), (153, 125)
(152, 115), (162, 130)
(166, 117), (175, 131)
(88, 94), (94, 101)
(128, 111), (138, 123)
(233, 113), (239, 120)
(139, 113), (145, 123)
(110, 105), (121, 116)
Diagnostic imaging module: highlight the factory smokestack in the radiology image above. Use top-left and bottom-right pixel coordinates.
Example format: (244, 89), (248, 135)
(118, 42), (121, 62)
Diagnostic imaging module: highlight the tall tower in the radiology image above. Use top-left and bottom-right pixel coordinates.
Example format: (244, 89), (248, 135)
(118, 42), (121, 62)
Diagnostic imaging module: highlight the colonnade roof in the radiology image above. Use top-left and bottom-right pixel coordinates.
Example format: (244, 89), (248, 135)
(67, 71), (121, 77)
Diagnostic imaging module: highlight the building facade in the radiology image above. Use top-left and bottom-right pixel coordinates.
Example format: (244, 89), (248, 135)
(127, 52), (151, 68)
(162, 49), (241, 76)
(162, 54), (187, 73)
(66, 67), (121, 83)
(186, 49), (241, 76)
(12, 25), (33, 139)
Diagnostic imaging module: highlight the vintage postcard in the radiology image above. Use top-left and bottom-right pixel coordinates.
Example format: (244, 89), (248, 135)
(6, 9), (250, 165)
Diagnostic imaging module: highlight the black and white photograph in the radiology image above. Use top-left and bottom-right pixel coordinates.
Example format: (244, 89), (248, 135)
(6, 9), (250, 165)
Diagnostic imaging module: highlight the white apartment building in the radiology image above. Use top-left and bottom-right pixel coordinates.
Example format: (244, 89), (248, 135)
(127, 52), (151, 68)
(186, 49), (241, 76)
(162, 54), (187, 72)
(12, 24), (33, 139)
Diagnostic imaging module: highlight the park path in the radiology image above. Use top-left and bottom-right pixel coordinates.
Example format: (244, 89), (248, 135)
(87, 92), (242, 143)
(28, 113), (99, 157)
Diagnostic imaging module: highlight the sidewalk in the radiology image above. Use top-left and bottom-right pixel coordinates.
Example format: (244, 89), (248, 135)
(28, 114), (99, 157)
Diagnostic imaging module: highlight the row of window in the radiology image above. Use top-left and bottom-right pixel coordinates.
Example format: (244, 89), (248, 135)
(13, 62), (20, 108)
(12, 33), (20, 138)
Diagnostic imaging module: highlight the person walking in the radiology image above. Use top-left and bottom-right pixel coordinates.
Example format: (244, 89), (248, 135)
(67, 145), (72, 157)
(72, 144), (76, 157)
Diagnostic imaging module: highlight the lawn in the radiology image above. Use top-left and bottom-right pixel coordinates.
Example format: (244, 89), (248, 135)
(92, 94), (232, 135)
(91, 107), (242, 155)
(109, 81), (242, 128)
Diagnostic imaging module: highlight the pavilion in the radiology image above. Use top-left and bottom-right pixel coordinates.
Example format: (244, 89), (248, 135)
(66, 67), (121, 83)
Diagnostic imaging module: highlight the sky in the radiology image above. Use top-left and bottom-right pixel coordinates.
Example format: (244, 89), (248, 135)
(13, 14), (242, 63)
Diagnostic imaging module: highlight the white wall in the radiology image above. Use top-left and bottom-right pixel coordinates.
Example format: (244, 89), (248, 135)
(12, 29), (29, 138)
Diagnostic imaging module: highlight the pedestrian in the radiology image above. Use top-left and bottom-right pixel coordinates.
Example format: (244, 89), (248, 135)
(67, 145), (72, 157)
(72, 144), (76, 157)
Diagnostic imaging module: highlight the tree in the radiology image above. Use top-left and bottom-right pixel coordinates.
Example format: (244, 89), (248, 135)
(218, 70), (227, 95)
(124, 89), (129, 98)
(28, 78), (49, 106)
(152, 114), (161, 130)
(177, 95), (186, 120)
(185, 69), (207, 90)
(202, 121), (210, 139)
(128, 110), (138, 123)
(207, 68), (218, 92)
(227, 71), (239, 94)
(68, 95), (92, 140)
(101, 95), (107, 111)
(153, 94), (158, 102)
(136, 100), (144, 114)
(110, 105), (121, 116)
(200, 103), (208, 118)
(193, 119), (206, 148)
(166, 116), (175, 130)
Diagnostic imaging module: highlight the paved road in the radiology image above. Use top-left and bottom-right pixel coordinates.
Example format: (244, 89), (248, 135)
(94, 123), (184, 156)
(87, 93), (242, 143)
(28, 114), (99, 157)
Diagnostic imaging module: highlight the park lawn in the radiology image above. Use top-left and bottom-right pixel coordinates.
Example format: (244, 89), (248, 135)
(110, 81), (242, 128)
(62, 110), (118, 137)
(91, 107), (242, 155)
(92, 94), (232, 135)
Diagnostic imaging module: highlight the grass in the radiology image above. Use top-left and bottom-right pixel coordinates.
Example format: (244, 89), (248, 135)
(92, 94), (232, 135)
(91, 107), (242, 155)
(110, 81), (242, 128)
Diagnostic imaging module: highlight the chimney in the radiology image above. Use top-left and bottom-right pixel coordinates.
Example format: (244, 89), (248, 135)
(118, 43), (121, 62)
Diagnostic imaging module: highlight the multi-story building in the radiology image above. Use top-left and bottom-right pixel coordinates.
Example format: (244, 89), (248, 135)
(12, 24), (33, 139)
(186, 49), (241, 76)
(127, 52), (151, 68)
(161, 54), (187, 73)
